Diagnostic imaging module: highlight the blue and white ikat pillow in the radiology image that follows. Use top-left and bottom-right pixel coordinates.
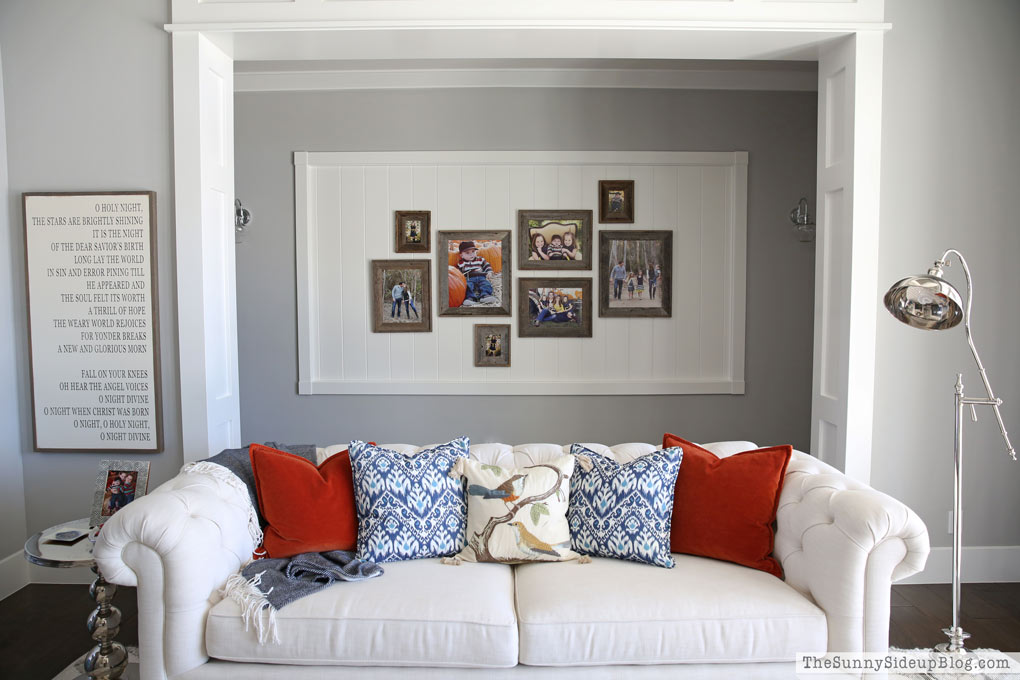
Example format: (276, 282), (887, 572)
(568, 444), (682, 568)
(349, 438), (470, 563)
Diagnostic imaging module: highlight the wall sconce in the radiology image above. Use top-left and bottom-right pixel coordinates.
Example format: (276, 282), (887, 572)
(789, 197), (815, 242)
(235, 199), (252, 233)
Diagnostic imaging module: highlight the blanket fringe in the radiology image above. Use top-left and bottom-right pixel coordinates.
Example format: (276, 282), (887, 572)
(181, 461), (264, 549)
(221, 570), (280, 645)
(575, 455), (594, 473)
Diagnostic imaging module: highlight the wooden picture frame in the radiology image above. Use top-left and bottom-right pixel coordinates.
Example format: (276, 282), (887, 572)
(517, 210), (592, 270)
(518, 277), (593, 338)
(90, 459), (150, 528)
(474, 324), (511, 367)
(371, 259), (432, 332)
(599, 230), (673, 318)
(22, 191), (164, 453)
(438, 230), (512, 316)
(599, 180), (635, 223)
(394, 210), (431, 253)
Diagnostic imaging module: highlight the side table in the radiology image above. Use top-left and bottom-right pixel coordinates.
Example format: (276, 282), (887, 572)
(24, 518), (135, 680)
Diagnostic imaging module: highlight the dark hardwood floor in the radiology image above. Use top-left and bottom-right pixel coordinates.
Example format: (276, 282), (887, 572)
(0, 583), (138, 680)
(0, 583), (1016, 679)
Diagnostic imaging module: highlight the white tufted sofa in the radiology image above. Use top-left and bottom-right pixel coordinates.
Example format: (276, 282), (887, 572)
(95, 441), (929, 679)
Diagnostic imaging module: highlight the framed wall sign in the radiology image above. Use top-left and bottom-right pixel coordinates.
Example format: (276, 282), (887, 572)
(22, 191), (163, 452)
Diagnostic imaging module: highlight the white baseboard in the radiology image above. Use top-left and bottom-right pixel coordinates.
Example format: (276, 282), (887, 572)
(0, 549), (29, 600)
(899, 546), (1020, 584)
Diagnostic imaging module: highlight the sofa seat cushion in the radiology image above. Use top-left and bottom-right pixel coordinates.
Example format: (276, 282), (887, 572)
(515, 555), (827, 666)
(206, 559), (518, 668)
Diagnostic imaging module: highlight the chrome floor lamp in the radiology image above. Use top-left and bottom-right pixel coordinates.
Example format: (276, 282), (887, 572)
(884, 249), (1016, 654)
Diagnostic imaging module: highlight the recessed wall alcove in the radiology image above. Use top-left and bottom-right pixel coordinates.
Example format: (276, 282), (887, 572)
(167, 0), (888, 484)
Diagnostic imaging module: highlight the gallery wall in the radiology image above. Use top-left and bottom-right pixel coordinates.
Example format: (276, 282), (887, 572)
(234, 87), (817, 449)
(0, 0), (181, 567)
(873, 0), (1020, 553)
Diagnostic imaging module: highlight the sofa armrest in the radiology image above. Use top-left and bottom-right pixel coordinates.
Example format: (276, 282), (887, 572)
(774, 451), (930, 653)
(94, 470), (256, 680)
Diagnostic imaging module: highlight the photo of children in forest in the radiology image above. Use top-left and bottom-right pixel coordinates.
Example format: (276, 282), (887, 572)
(517, 210), (592, 270)
(371, 260), (432, 332)
(518, 278), (593, 338)
(599, 231), (673, 318)
(439, 231), (512, 316)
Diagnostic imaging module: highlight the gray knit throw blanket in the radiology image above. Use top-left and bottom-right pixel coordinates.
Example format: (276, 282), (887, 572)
(223, 550), (383, 645)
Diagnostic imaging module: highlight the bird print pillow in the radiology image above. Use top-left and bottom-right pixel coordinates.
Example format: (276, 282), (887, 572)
(449, 455), (580, 564)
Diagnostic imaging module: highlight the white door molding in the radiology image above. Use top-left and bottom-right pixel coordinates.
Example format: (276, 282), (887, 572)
(171, 18), (885, 476)
(172, 33), (241, 462)
(810, 33), (883, 483)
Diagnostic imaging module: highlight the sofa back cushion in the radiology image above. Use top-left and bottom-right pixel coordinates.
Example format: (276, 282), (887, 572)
(250, 444), (359, 558)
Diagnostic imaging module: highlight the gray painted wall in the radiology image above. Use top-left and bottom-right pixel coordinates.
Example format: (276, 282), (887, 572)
(0, 0), (182, 544)
(0, 46), (29, 563)
(873, 0), (1020, 549)
(234, 88), (818, 450)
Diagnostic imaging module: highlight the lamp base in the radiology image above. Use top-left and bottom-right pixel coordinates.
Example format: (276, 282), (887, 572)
(934, 627), (972, 654)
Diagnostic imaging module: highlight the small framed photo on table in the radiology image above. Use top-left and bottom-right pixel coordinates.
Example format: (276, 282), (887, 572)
(474, 324), (511, 367)
(599, 230), (672, 318)
(394, 210), (431, 254)
(439, 230), (512, 316)
(90, 460), (150, 528)
(599, 180), (635, 223)
(518, 277), (593, 338)
(371, 259), (432, 332)
(517, 210), (592, 270)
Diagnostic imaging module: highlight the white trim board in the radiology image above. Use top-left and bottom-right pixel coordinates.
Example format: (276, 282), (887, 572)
(234, 65), (818, 93)
(898, 546), (1020, 585)
(0, 550), (28, 601)
(295, 150), (748, 396)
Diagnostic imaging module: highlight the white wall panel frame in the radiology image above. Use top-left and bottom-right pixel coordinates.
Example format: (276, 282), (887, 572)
(295, 151), (747, 396)
(173, 33), (241, 462)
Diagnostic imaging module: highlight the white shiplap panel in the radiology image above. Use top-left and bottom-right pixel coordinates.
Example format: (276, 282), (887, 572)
(626, 165), (655, 380)
(412, 166), (439, 381)
(387, 166), (415, 381)
(651, 165), (679, 378)
(296, 151), (746, 395)
(436, 166), (463, 382)
(459, 166), (489, 383)
(340, 166), (368, 381)
(364, 166), (391, 380)
(602, 165), (633, 381)
(674, 166), (703, 378)
(531, 165), (561, 380)
(483, 166), (512, 380)
(508, 166), (535, 382)
(556, 165), (585, 379)
(700, 165), (729, 379)
(314, 166), (343, 380)
(580, 165), (607, 379)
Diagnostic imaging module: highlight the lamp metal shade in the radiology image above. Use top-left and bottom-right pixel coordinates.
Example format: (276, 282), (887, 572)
(883, 273), (964, 330)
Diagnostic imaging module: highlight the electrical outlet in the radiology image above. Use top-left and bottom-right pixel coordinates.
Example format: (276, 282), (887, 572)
(948, 510), (954, 534)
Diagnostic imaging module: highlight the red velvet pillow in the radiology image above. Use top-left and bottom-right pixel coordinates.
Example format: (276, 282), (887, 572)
(250, 444), (360, 558)
(663, 433), (792, 578)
